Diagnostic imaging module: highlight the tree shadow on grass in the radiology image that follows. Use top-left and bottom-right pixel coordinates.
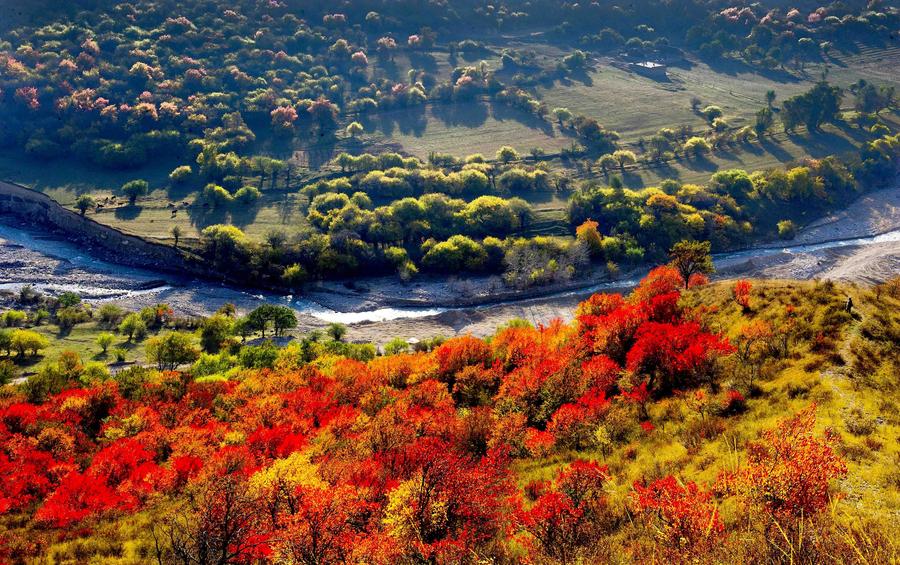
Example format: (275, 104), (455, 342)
(736, 141), (765, 157)
(12, 354), (43, 372)
(431, 101), (490, 128)
(788, 129), (856, 158)
(681, 155), (719, 173)
(396, 109), (429, 136)
(759, 137), (794, 164)
(305, 136), (339, 170)
(166, 182), (196, 202)
(230, 203), (261, 229)
(713, 148), (743, 163)
(703, 56), (803, 84)
(113, 205), (142, 221)
(491, 103), (555, 136)
(409, 51), (438, 73)
(367, 105), (429, 138)
(278, 193), (297, 224)
(622, 171), (646, 188)
(188, 204), (229, 230)
(566, 68), (594, 87)
(374, 59), (401, 82)
(645, 161), (681, 181)
(832, 121), (872, 144)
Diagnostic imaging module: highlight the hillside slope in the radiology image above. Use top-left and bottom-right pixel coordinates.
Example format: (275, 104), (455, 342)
(0, 274), (898, 563)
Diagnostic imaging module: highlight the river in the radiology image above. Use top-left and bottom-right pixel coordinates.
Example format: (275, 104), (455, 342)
(0, 215), (897, 325)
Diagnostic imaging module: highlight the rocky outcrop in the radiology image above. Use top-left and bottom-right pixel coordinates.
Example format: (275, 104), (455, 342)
(0, 180), (210, 278)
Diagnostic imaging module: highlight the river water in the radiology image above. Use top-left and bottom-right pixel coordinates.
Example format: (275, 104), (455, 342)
(0, 218), (898, 325)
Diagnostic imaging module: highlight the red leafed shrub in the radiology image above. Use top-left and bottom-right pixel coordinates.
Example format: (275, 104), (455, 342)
(733, 280), (753, 311)
(272, 484), (375, 564)
(525, 479), (551, 501)
(35, 470), (134, 527)
(433, 335), (493, 382)
(575, 292), (626, 317)
(383, 439), (515, 563)
(578, 303), (645, 363)
(524, 428), (555, 458)
(632, 475), (724, 558)
(521, 460), (612, 562)
(630, 266), (685, 304)
(547, 390), (609, 449)
(641, 291), (682, 323)
(721, 389), (746, 414)
(626, 321), (734, 393)
(581, 355), (621, 393)
(718, 405), (847, 519)
(0, 445), (72, 514)
(687, 272), (709, 287)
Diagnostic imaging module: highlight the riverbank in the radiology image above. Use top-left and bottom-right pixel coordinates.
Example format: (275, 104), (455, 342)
(0, 182), (897, 344)
(3, 175), (899, 314)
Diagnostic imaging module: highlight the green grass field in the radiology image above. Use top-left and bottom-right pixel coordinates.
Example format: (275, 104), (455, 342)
(6, 321), (153, 376)
(363, 100), (574, 159)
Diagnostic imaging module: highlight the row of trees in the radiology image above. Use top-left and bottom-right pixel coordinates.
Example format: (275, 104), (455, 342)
(569, 131), (900, 261)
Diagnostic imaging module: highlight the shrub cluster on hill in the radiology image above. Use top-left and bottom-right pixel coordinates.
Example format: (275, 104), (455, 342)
(2, 269), (899, 562)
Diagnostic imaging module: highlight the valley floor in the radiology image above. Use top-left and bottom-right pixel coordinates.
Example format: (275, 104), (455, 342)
(1, 181), (898, 346)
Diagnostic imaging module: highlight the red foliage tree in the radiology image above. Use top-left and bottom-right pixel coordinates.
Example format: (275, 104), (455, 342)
(626, 322), (734, 393)
(272, 484), (374, 564)
(732, 279), (753, 311)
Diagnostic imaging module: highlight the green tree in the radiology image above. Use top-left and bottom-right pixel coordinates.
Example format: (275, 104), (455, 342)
(75, 194), (95, 215)
(781, 81), (843, 131)
(552, 107), (572, 126)
(200, 314), (233, 353)
(272, 307), (298, 337)
(3, 310), (26, 327)
(596, 154), (618, 174)
(346, 121), (364, 138)
(612, 150), (637, 171)
(98, 304), (125, 327)
(755, 107), (774, 135)
(777, 220), (797, 240)
(10, 329), (49, 357)
(669, 240), (714, 288)
(281, 264), (307, 290)
(96, 332), (114, 354)
(146, 331), (200, 370)
(58, 291), (81, 308)
(496, 146), (519, 164)
(684, 137), (711, 158)
(169, 165), (193, 184)
(119, 313), (147, 342)
(0, 360), (17, 385)
(326, 323), (347, 342)
(0, 329), (11, 356)
(121, 179), (149, 205)
(384, 337), (409, 355)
